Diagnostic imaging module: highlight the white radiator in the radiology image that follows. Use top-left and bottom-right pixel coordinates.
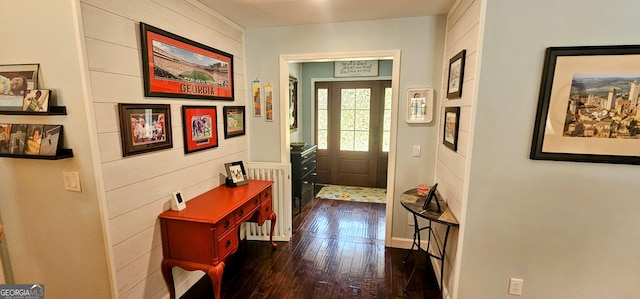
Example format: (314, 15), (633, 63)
(245, 162), (292, 242)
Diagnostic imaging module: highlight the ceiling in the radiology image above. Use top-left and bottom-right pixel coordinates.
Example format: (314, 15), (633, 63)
(197, 0), (455, 29)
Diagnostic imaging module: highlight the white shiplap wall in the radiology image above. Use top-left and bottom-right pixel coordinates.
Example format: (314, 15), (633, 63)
(435, 0), (482, 298)
(79, 0), (247, 297)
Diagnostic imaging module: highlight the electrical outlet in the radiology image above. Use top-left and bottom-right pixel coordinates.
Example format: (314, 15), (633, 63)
(508, 278), (523, 295)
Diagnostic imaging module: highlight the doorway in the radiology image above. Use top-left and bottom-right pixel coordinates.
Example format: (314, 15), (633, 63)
(315, 80), (390, 188)
(279, 51), (400, 246)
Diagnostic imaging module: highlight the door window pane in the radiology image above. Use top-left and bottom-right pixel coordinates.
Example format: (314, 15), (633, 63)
(341, 88), (370, 151)
(382, 87), (392, 152)
(317, 88), (328, 149)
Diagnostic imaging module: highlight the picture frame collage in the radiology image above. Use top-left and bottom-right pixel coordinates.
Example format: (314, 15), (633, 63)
(0, 123), (63, 157)
(0, 64), (52, 113)
(443, 49), (466, 152)
(117, 23), (246, 158)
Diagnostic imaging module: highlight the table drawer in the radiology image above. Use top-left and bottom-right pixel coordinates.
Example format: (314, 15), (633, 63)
(216, 228), (238, 261)
(258, 200), (273, 223)
(236, 200), (259, 223)
(260, 186), (272, 204)
(214, 213), (235, 235)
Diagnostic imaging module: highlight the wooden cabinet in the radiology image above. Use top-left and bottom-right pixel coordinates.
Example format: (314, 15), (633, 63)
(291, 145), (317, 213)
(158, 180), (277, 299)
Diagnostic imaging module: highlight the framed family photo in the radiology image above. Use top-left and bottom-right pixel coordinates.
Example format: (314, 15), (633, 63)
(182, 105), (218, 154)
(443, 107), (460, 151)
(224, 161), (248, 187)
(223, 106), (245, 139)
(140, 23), (234, 101)
(530, 45), (640, 165)
(447, 50), (466, 99)
(118, 103), (172, 157)
(0, 64), (39, 111)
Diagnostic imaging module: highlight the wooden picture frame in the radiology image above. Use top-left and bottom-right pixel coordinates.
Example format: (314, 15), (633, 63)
(118, 103), (172, 157)
(224, 161), (248, 187)
(182, 105), (218, 154)
(140, 23), (234, 101)
(0, 63), (39, 111)
(447, 50), (466, 99)
(223, 106), (245, 139)
(443, 107), (460, 151)
(530, 45), (640, 165)
(289, 76), (298, 130)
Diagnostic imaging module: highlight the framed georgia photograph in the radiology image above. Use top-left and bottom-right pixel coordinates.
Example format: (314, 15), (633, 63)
(530, 45), (640, 165)
(0, 63), (39, 111)
(182, 105), (218, 154)
(447, 50), (466, 99)
(223, 106), (245, 139)
(224, 161), (248, 187)
(118, 103), (172, 157)
(443, 107), (460, 151)
(140, 22), (234, 101)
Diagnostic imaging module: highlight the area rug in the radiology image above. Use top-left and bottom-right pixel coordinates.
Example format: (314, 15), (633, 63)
(316, 184), (386, 203)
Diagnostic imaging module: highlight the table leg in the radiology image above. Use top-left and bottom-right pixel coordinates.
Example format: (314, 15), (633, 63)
(268, 211), (278, 247)
(161, 259), (176, 299)
(207, 262), (225, 299)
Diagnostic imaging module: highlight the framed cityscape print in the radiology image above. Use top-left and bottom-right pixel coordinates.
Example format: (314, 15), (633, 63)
(140, 23), (234, 101)
(223, 106), (245, 139)
(447, 50), (466, 99)
(118, 103), (172, 157)
(443, 107), (460, 151)
(530, 45), (640, 165)
(182, 105), (218, 154)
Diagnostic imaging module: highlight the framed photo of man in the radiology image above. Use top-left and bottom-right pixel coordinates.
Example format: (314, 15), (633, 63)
(118, 103), (172, 157)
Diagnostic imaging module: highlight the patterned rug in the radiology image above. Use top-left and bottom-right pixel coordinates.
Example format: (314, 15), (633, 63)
(316, 184), (386, 203)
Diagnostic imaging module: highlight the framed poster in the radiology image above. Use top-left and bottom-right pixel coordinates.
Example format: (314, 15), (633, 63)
(443, 107), (460, 151)
(530, 45), (640, 165)
(182, 105), (218, 154)
(140, 23), (234, 100)
(447, 50), (466, 99)
(223, 106), (245, 139)
(252, 79), (261, 116)
(118, 103), (172, 157)
(0, 64), (39, 111)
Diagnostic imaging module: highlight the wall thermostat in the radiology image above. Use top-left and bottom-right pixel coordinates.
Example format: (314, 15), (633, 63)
(171, 191), (186, 211)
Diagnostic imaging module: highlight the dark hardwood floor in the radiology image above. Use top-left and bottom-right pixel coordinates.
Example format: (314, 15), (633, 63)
(182, 196), (441, 299)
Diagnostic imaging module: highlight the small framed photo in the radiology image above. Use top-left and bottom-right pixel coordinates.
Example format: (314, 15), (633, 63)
(182, 105), (218, 154)
(0, 64), (39, 111)
(0, 124), (11, 154)
(9, 124), (27, 154)
(447, 50), (466, 99)
(118, 103), (172, 157)
(443, 107), (461, 151)
(224, 161), (248, 187)
(22, 89), (50, 112)
(406, 88), (434, 123)
(223, 106), (245, 139)
(39, 125), (63, 156)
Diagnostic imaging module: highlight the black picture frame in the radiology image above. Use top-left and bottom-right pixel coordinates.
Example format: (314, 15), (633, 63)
(224, 161), (248, 187)
(447, 50), (466, 99)
(443, 107), (460, 151)
(223, 106), (246, 139)
(118, 103), (172, 157)
(530, 45), (640, 165)
(0, 63), (40, 112)
(422, 183), (441, 212)
(140, 22), (234, 101)
(289, 76), (298, 130)
(181, 105), (218, 154)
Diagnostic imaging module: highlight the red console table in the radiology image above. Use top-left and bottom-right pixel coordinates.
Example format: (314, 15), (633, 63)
(158, 180), (277, 299)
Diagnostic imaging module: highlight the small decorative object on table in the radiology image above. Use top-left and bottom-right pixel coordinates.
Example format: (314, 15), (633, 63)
(290, 142), (306, 149)
(422, 183), (440, 212)
(224, 161), (248, 187)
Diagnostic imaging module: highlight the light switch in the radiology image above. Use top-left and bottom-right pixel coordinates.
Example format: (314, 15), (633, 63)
(63, 171), (81, 192)
(412, 145), (421, 157)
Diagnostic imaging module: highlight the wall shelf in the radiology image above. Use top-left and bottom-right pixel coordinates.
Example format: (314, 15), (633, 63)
(0, 148), (73, 160)
(0, 106), (67, 115)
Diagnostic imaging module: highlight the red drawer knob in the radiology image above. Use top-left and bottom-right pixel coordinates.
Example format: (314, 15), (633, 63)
(224, 219), (230, 228)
